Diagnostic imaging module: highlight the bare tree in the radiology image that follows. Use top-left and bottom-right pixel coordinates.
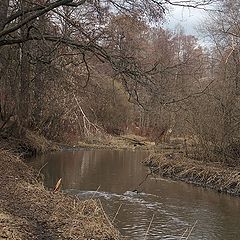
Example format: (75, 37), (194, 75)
(0, 0), (217, 141)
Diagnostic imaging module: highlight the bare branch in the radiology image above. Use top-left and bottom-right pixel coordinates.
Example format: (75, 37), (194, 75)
(164, 0), (218, 11)
(0, 0), (87, 39)
(164, 79), (215, 105)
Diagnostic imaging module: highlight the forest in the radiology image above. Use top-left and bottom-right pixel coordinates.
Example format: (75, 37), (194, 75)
(1, 1), (240, 239)
(1, 0), (239, 165)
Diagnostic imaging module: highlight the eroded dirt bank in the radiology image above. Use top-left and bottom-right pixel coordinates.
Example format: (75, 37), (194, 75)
(144, 152), (240, 196)
(0, 149), (121, 240)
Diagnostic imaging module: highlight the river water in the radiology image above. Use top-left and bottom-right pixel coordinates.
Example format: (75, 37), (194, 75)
(29, 150), (240, 240)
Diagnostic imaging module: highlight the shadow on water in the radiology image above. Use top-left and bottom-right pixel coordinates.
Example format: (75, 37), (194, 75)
(29, 150), (240, 240)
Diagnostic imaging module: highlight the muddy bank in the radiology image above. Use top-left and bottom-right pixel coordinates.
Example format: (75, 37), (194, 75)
(144, 153), (240, 196)
(0, 149), (121, 239)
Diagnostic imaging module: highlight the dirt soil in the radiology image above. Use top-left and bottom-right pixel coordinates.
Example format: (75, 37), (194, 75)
(0, 149), (121, 240)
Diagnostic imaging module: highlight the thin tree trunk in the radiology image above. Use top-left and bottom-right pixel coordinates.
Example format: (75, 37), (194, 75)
(19, 41), (31, 124)
(18, 3), (31, 125)
(0, 0), (9, 32)
(34, 13), (49, 124)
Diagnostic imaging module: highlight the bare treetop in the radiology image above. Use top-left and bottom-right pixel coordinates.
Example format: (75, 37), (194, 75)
(0, 0), (218, 42)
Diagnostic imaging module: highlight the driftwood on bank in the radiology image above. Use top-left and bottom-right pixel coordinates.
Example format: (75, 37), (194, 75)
(120, 136), (146, 146)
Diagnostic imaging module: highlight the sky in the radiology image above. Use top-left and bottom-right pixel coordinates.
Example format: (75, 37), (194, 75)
(164, 5), (207, 36)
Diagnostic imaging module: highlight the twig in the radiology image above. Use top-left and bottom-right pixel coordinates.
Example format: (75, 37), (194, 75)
(98, 199), (114, 228)
(164, 79), (214, 105)
(225, 35), (236, 64)
(90, 185), (101, 200)
(37, 161), (48, 178)
(179, 228), (189, 239)
(144, 214), (155, 240)
(133, 172), (151, 192)
(112, 203), (123, 223)
(186, 220), (198, 240)
(133, 163), (159, 192)
(73, 93), (101, 137)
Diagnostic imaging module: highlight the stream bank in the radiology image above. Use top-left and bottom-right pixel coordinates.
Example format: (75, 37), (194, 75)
(76, 134), (155, 151)
(0, 149), (121, 240)
(1, 131), (240, 239)
(86, 134), (240, 197)
(145, 152), (240, 196)
(73, 134), (240, 197)
(28, 148), (240, 240)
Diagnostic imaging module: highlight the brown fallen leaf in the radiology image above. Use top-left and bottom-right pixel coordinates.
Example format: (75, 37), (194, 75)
(53, 178), (62, 193)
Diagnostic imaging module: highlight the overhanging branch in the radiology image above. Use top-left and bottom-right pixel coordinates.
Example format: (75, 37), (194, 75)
(0, 0), (87, 39)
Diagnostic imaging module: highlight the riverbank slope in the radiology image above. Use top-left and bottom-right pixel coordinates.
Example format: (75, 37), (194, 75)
(78, 135), (240, 197)
(144, 152), (240, 196)
(0, 149), (121, 239)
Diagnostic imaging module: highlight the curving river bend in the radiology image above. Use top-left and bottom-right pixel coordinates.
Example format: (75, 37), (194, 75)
(29, 150), (240, 240)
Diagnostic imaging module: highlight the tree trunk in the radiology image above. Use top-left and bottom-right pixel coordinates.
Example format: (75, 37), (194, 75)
(18, 3), (31, 126)
(19, 41), (31, 125)
(0, 0), (9, 32)
(34, 13), (50, 124)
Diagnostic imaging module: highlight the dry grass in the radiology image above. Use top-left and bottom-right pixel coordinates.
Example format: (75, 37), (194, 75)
(0, 148), (121, 240)
(144, 153), (240, 196)
(24, 130), (59, 153)
(78, 134), (154, 150)
(0, 129), (59, 156)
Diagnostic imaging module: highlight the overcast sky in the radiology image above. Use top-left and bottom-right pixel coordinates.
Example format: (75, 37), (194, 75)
(164, 5), (206, 36)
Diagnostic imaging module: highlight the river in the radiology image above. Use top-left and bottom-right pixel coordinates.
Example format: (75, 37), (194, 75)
(29, 149), (240, 240)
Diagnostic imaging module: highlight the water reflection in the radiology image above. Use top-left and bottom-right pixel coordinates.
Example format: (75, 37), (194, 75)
(29, 150), (240, 240)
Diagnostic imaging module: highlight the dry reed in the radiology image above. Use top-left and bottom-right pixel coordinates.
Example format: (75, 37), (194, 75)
(144, 214), (155, 240)
(0, 148), (121, 240)
(145, 153), (240, 196)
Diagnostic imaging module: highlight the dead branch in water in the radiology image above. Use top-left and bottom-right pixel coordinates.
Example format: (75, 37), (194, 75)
(180, 220), (198, 239)
(90, 185), (101, 200)
(186, 220), (198, 239)
(112, 203), (123, 223)
(133, 162), (159, 192)
(133, 172), (152, 192)
(144, 214), (155, 240)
